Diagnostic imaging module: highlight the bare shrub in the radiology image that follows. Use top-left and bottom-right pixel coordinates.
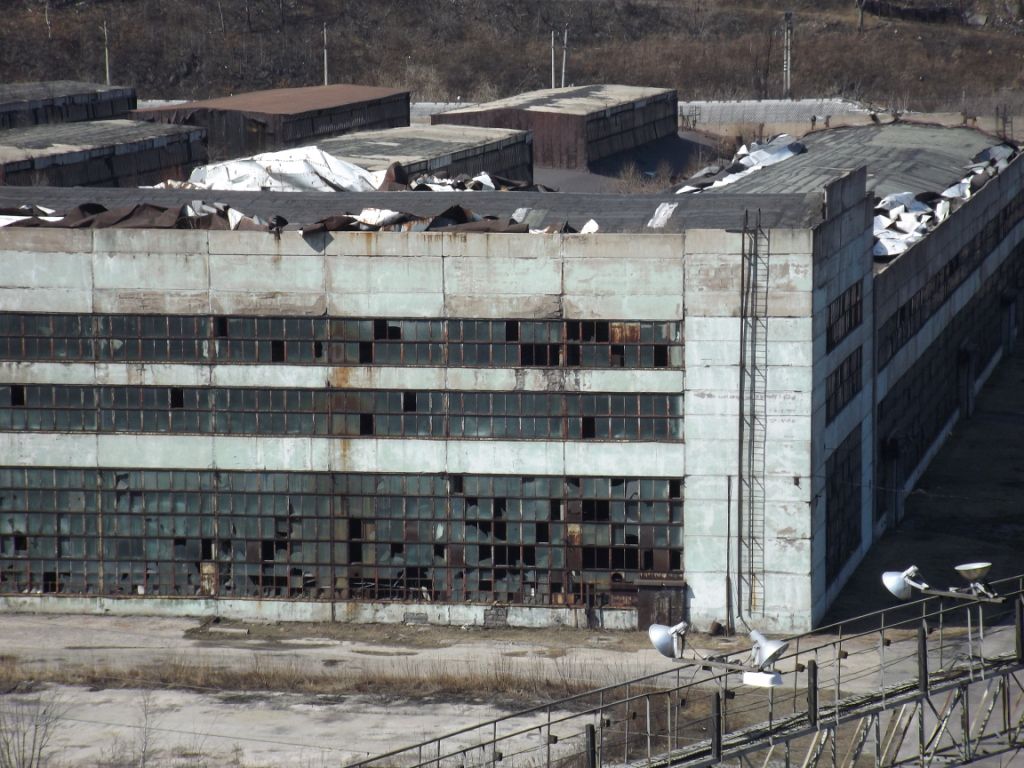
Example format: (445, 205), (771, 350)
(0, 692), (65, 768)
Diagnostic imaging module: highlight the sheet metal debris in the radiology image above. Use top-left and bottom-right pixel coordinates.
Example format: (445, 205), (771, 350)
(646, 202), (678, 229)
(1, 200), (595, 235)
(872, 142), (1018, 261)
(0, 201), (268, 230)
(302, 205), (590, 235)
(153, 146), (546, 194)
(676, 134), (806, 194)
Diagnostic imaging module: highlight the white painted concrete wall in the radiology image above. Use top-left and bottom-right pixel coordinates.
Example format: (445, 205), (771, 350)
(682, 226), (817, 633)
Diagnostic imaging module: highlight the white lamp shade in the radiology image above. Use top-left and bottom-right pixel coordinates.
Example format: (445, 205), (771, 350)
(882, 570), (913, 600)
(648, 624), (676, 658)
(749, 630), (789, 669)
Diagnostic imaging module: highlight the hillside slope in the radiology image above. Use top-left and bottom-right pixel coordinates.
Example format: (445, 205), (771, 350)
(1, 0), (1022, 112)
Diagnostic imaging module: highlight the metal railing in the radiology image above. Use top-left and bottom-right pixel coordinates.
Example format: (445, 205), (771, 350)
(346, 575), (1024, 768)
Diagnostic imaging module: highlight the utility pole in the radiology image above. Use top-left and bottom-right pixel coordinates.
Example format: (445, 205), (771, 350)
(102, 21), (110, 85)
(550, 30), (555, 89)
(560, 25), (568, 88)
(782, 11), (793, 99)
(322, 23), (329, 85)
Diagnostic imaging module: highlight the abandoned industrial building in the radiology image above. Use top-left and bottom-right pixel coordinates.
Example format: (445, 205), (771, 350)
(0, 104), (1020, 633)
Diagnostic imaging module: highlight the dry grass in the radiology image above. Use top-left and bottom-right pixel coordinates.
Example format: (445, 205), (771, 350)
(0, 652), (603, 706)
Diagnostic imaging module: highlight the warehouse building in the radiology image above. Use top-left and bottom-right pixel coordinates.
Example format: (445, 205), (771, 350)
(0, 81), (136, 129)
(432, 85), (677, 169)
(133, 85), (410, 161)
(0, 119), (207, 187)
(0, 121), (1019, 633)
(318, 124), (533, 183)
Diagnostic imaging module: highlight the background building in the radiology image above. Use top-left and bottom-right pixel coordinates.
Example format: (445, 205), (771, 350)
(0, 121), (1020, 633)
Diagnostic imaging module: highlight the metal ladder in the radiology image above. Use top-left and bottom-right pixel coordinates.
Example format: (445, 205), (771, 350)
(738, 210), (770, 615)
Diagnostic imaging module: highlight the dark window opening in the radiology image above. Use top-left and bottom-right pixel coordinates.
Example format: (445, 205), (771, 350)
(10, 385), (24, 407)
(642, 550), (654, 570)
(219, 540), (231, 557)
(581, 417), (596, 439)
(348, 542), (362, 563)
(477, 520), (492, 536)
(521, 343), (560, 366)
(434, 544), (445, 559)
(670, 550), (683, 570)
(215, 317), (228, 337)
(566, 345), (581, 366)
(494, 498), (506, 519)
(13, 534), (27, 553)
(669, 479), (682, 498)
(450, 475), (463, 494)
(493, 522), (507, 541)
(201, 538), (213, 559)
(610, 345), (625, 366)
(358, 341), (373, 364)
(373, 320), (389, 340)
(583, 548), (610, 569)
(313, 340), (324, 359)
(523, 546), (536, 566)
(170, 388), (184, 409)
(505, 321), (519, 342)
(478, 544), (492, 561)
(390, 543), (404, 556)
(583, 499), (610, 521)
(596, 322), (610, 343)
(348, 519), (363, 539)
(494, 547), (508, 566)
(654, 345), (669, 367)
(359, 413), (374, 435)
(271, 339), (285, 362)
(536, 523), (549, 542)
(261, 540), (275, 561)
(548, 501), (561, 521)
(402, 392), (417, 412)
(42, 571), (58, 593)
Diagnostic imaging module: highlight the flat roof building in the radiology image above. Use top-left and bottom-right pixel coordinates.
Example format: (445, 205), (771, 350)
(133, 85), (410, 162)
(0, 119), (207, 187)
(0, 81), (136, 129)
(0, 121), (1019, 634)
(432, 85), (677, 169)
(318, 125), (533, 183)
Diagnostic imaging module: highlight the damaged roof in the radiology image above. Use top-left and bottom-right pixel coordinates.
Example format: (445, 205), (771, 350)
(440, 85), (676, 117)
(718, 123), (998, 198)
(0, 186), (817, 234)
(133, 84), (408, 117)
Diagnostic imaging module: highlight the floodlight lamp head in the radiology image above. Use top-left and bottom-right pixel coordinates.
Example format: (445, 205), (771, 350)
(648, 620), (689, 659)
(954, 562), (992, 582)
(882, 565), (929, 601)
(749, 629), (789, 670)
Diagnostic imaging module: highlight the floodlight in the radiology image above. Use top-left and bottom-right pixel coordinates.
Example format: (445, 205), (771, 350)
(954, 562), (991, 581)
(749, 630), (789, 670)
(648, 620), (689, 659)
(955, 562), (997, 598)
(881, 565), (929, 601)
